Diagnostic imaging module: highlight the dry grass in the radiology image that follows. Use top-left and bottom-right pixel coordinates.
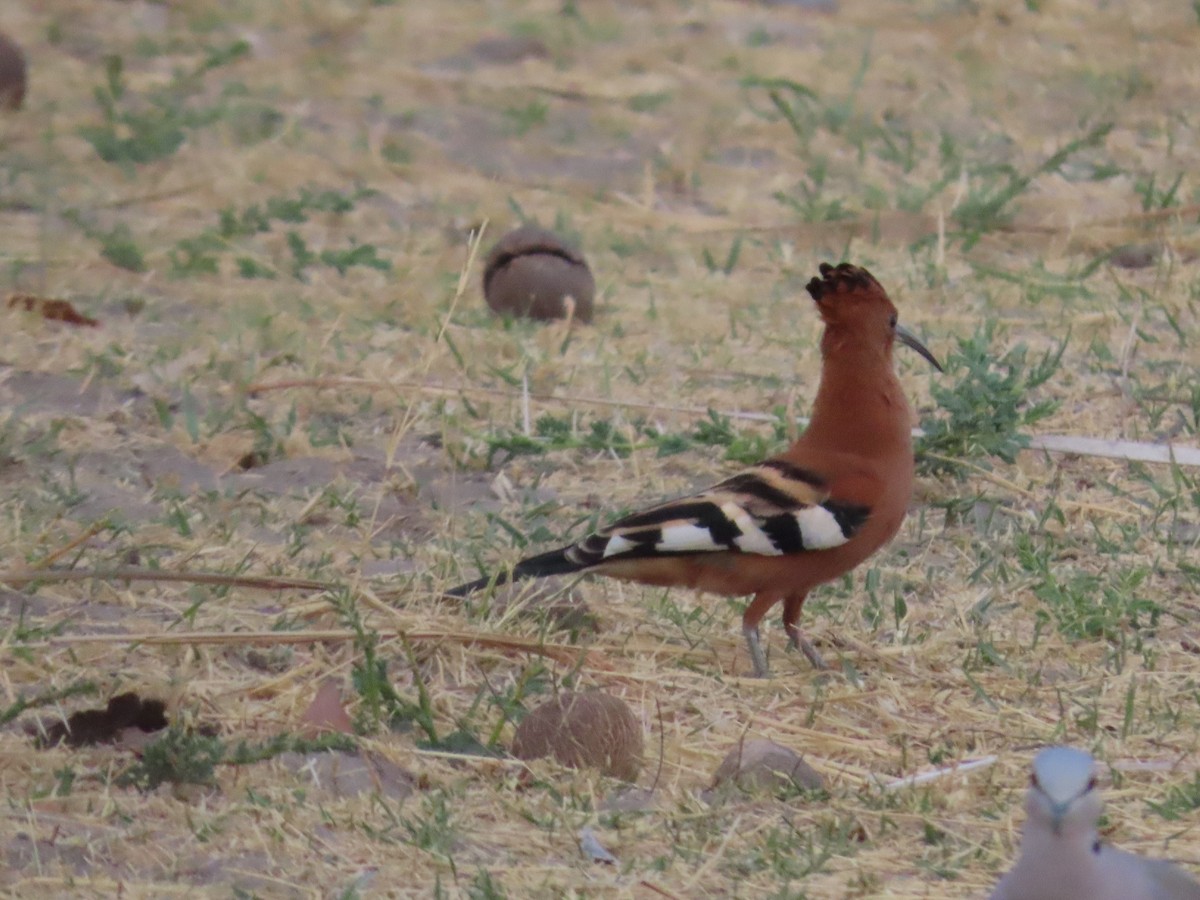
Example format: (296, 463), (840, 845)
(2, 0), (1199, 897)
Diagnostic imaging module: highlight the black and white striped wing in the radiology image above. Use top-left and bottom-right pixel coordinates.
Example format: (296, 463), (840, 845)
(564, 459), (870, 568)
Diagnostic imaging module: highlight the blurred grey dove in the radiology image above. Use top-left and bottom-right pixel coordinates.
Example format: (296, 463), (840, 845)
(990, 746), (1200, 900)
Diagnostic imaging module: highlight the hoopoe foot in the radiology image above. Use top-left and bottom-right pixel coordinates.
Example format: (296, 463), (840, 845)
(786, 627), (830, 671)
(743, 623), (772, 678)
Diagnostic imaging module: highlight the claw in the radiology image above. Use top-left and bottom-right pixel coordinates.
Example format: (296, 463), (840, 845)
(786, 625), (830, 671)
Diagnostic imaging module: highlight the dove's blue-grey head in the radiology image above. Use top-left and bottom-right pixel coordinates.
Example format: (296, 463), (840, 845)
(1027, 747), (1102, 838)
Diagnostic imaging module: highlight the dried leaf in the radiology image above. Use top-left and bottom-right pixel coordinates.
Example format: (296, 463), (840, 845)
(31, 692), (168, 748)
(300, 679), (354, 737)
(8, 293), (99, 327)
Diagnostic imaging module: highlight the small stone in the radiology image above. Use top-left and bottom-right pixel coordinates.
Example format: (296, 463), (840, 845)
(278, 750), (414, 801)
(469, 36), (548, 66)
(483, 225), (595, 323)
(578, 827), (617, 864)
(1109, 243), (1160, 270)
(512, 691), (642, 780)
(601, 785), (656, 812)
(710, 738), (824, 793)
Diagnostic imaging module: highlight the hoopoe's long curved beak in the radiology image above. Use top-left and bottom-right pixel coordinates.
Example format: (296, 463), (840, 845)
(896, 324), (944, 372)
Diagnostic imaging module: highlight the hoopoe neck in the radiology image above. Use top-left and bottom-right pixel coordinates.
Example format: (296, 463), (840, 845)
(803, 348), (913, 456)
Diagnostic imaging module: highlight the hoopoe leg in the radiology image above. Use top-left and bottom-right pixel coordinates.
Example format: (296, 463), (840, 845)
(741, 622), (770, 678)
(742, 592), (783, 678)
(782, 592), (828, 670)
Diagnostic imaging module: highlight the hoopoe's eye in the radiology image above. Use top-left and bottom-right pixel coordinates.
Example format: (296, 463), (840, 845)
(888, 313), (898, 329)
(1086, 776), (1097, 792)
(1030, 773), (1040, 789)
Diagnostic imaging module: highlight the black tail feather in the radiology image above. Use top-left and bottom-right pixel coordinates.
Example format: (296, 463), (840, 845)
(442, 574), (505, 598)
(443, 547), (585, 598)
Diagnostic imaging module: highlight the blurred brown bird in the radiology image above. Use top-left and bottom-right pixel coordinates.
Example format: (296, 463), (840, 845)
(0, 32), (27, 111)
(447, 262), (941, 676)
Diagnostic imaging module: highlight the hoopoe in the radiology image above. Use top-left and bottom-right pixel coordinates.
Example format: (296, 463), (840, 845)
(447, 262), (942, 676)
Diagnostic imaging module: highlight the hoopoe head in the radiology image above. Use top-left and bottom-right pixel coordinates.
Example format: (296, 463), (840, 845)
(806, 262), (942, 372)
